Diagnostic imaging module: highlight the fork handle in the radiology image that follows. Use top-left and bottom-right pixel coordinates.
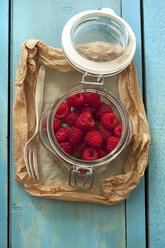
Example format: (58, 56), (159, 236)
(35, 65), (46, 134)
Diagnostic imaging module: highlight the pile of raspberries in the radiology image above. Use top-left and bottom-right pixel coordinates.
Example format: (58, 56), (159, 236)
(43, 92), (122, 161)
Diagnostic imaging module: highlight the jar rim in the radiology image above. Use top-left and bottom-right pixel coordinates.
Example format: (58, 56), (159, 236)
(47, 85), (131, 168)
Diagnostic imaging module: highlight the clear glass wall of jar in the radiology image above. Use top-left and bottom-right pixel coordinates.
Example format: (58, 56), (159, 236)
(39, 84), (132, 189)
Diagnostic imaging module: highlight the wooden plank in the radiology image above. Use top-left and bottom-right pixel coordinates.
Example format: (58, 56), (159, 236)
(143, 0), (165, 247)
(10, 1), (127, 248)
(10, 193), (125, 248)
(122, 1), (146, 247)
(0, 1), (9, 247)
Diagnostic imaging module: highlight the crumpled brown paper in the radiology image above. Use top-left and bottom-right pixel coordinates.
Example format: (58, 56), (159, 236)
(13, 40), (150, 205)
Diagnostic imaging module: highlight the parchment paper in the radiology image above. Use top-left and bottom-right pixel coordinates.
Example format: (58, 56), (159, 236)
(13, 40), (150, 205)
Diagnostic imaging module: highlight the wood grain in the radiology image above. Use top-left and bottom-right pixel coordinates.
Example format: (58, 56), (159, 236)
(143, 0), (165, 247)
(10, 1), (128, 248)
(0, 1), (9, 247)
(8, 0), (150, 247)
(122, 1), (146, 247)
(10, 191), (125, 248)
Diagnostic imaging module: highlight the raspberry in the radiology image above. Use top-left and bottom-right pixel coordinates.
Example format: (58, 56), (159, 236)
(101, 113), (118, 130)
(82, 148), (98, 161)
(98, 149), (107, 159)
(101, 142), (107, 151)
(106, 136), (120, 153)
(55, 102), (71, 120)
(43, 119), (62, 134)
(85, 130), (103, 148)
(66, 93), (85, 108)
(99, 126), (112, 142)
(95, 102), (113, 119)
(84, 92), (100, 109)
(79, 169), (87, 174)
(55, 127), (69, 142)
(76, 112), (96, 131)
(69, 127), (84, 145)
(43, 118), (47, 127)
(79, 105), (93, 115)
(76, 142), (88, 153)
(66, 112), (79, 126)
(43, 118), (47, 134)
(53, 119), (62, 133)
(91, 122), (99, 130)
(113, 123), (122, 138)
(59, 142), (73, 156)
(43, 127), (47, 134)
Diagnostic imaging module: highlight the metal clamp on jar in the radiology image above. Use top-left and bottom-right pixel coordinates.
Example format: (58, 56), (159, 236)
(39, 8), (136, 189)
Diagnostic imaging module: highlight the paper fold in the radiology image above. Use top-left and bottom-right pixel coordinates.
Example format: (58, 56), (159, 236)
(12, 40), (150, 206)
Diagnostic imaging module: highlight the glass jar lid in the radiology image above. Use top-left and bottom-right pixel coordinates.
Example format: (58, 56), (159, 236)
(62, 8), (136, 76)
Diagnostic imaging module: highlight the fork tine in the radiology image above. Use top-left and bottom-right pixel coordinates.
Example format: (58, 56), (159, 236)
(24, 148), (32, 177)
(33, 151), (39, 180)
(28, 150), (34, 178)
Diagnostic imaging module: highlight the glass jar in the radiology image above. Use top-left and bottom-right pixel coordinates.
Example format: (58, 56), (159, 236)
(39, 8), (136, 189)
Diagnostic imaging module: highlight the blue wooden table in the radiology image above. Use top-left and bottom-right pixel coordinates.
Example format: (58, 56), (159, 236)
(0, 1), (164, 247)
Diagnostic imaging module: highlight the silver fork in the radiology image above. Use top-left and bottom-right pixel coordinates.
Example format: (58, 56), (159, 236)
(24, 65), (46, 179)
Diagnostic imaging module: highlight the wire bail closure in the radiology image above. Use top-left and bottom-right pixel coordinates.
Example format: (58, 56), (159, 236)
(69, 165), (95, 189)
(81, 72), (104, 86)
